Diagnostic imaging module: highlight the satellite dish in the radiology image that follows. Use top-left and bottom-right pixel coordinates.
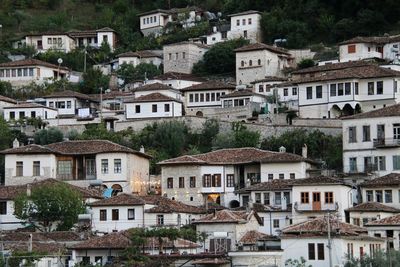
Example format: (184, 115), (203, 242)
(195, 15), (201, 21)
(57, 58), (63, 64)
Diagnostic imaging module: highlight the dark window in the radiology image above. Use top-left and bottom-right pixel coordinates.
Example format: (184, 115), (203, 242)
(316, 86), (323, 98)
(179, 177), (185, 188)
(167, 177), (173, 188)
(325, 192), (334, 203)
(385, 190), (393, 203)
(19, 111), (25, 119)
(112, 209), (119, 220)
(152, 104), (157, 113)
(292, 87), (297, 95)
(100, 209), (107, 221)
(368, 82), (374, 95)
(349, 126), (357, 143)
(354, 82), (359, 95)
(376, 190), (383, 203)
(308, 243), (315, 260)
(363, 126), (371, 141)
(306, 87), (313, 99)
(189, 94), (193, 102)
(16, 161), (23, 176)
(128, 209), (135, 220)
(279, 174), (284, 179)
(338, 83), (344, 96)
(249, 60), (252, 66)
(157, 214), (164, 225)
(0, 201), (6, 215)
(67, 101), (72, 109)
(345, 82), (351, 95)
(259, 85), (264, 92)
(226, 174), (234, 187)
(135, 105), (141, 113)
(190, 176), (196, 188)
(348, 45), (356, 53)
(290, 173), (295, 179)
(284, 88), (288, 96)
(33, 161), (40, 176)
(330, 84), (336, 97)
(9, 112), (15, 120)
(317, 243), (325, 260)
(164, 104), (170, 112)
(203, 174), (211, 187)
(263, 193), (270, 205)
(366, 190), (373, 202)
(377, 81), (383, 95)
(31, 111), (36, 118)
(268, 174), (273, 180)
(301, 192), (309, 203)
(273, 219), (280, 228)
(212, 174), (221, 187)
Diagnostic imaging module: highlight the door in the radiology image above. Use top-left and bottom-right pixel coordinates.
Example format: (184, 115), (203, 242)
(37, 40), (43, 49)
(86, 158), (96, 179)
(312, 192), (321, 211)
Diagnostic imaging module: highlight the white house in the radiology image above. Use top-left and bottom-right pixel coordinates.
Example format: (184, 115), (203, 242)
(0, 58), (69, 87)
(163, 41), (209, 74)
(69, 27), (117, 51)
(25, 32), (76, 53)
(339, 34), (400, 63)
(158, 147), (317, 208)
(116, 50), (163, 69)
(365, 213), (400, 250)
(342, 104), (400, 176)
(293, 61), (400, 118)
(227, 10), (262, 43)
(132, 82), (182, 100)
(125, 92), (183, 119)
(0, 95), (17, 115)
(235, 43), (294, 85)
(220, 88), (267, 113)
(345, 202), (400, 227)
(1, 140), (151, 194)
(3, 102), (58, 121)
(281, 216), (385, 267)
(147, 72), (205, 89)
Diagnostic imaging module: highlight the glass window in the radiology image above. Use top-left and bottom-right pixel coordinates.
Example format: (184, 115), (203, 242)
(345, 82), (351, 95)
(226, 174), (234, 187)
(128, 209), (135, 220)
(284, 88), (288, 96)
(33, 161), (40, 176)
(348, 126), (357, 143)
(236, 19), (240, 26)
(179, 177), (185, 188)
(67, 101), (71, 109)
(189, 94), (193, 102)
(393, 123), (400, 139)
(152, 104), (157, 113)
(354, 82), (359, 95)
(114, 159), (121, 173)
(368, 82), (374, 95)
(306, 87), (313, 99)
(317, 243), (325, 260)
(393, 155), (400, 170)
(263, 193), (270, 205)
(255, 193), (261, 203)
(338, 83), (344, 96)
(190, 176), (196, 188)
(167, 177), (173, 188)
(273, 219), (279, 228)
(374, 156), (386, 171)
(164, 104), (170, 112)
(112, 209), (119, 220)
(325, 192), (334, 203)
(292, 87), (297, 95)
(259, 85), (264, 92)
(316, 85), (323, 98)
(135, 105), (141, 113)
(157, 214), (164, 225)
(274, 192), (281, 205)
(366, 190), (373, 202)
(385, 190), (393, 203)
(308, 243), (315, 260)
(290, 173), (295, 179)
(279, 173), (284, 179)
(203, 174), (211, 187)
(16, 161), (23, 176)
(376, 190), (383, 203)
(100, 209), (107, 221)
(301, 192), (309, 203)
(362, 126), (370, 141)
(0, 202), (7, 215)
(57, 160), (72, 176)
(284, 192), (291, 204)
(101, 159), (108, 174)
(377, 81), (383, 95)
(212, 174), (221, 187)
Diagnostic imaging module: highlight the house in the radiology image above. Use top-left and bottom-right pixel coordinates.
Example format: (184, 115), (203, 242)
(291, 176), (354, 224)
(3, 102), (58, 121)
(69, 27), (117, 51)
(69, 230), (200, 266)
(339, 34), (400, 63)
(227, 11), (262, 43)
(125, 93), (183, 119)
(25, 31), (76, 53)
(147, 72), (205, 89)
(158, 147), (316, 208)
(0, 95), (17, 115)
(116, 50), (163, 69)
(203, 23), (231, 45)
(0, 178), (102, 230)
(43, 90), (98, 118)
(163, 42), (209, 74)
(180, 81), (236, 116)
(293, 61), (400, 118)
(235, 43), (294, 85)
(1, 140), (151, 193)
(365, 213), (400, 250)
(132, 82), (182, 100)
(0, 58), (69, 87)
(220, 88), (267, 113)
(345, 202), (400, 227)
(281, 216), (385, 267)
(342, 105), (400, 176)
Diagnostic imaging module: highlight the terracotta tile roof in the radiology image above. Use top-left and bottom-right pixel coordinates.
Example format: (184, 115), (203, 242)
(117, 50), (162, 58)
(235, 180), (294, 194)
(90, 193), (145, 207)
(0, 95), (17, 104)
(282, 216), (367, 237)
(239, 230), (276, 244)
(339, 34), (400, 45)
(365, 213), (400, 226)
(141, 195), (206, 214)
(252, 203), (292, 213)
(234, 43), (291, 55)
(43, 90), (94, 101)
(0, 144), (54, 154)
(193, 210), (258, 224)
(345, 202), (400, 213)
(159, 148), (312, 165)
(251, 76), (288, 84)
(181, 81), (235, 92)
(134, 82), (177, 91)
(68, 30), (97, 38)
(228, 10), (262, 16)
(342, 104), (400, 120)
(220, 89), (266, 99)
(360, 173), (400, 188)
(3, 102), (56, 110)
(164, 41), (209, 50)
(126, 92), (181, 103)
(0, 58), (69, 70)
(138, 9), (171, 16)
(96, 27), (116, 32)
(89, 91), (132, 101)
(153, 72), (206, 82)
(292, 176), (351, 187)
(291, 60), (372, 74)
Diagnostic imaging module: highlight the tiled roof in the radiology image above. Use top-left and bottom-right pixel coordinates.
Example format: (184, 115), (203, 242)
(142, 195), (205, 214)
(345, 202), (400, 213)
(193, 210), (258, 224)
(292, 176), (350, 187)
(159, 147), (312, 165)
(153, 72), (206, 82)
(234, 43), (291, 55)
(117, 50), (162, 58)
(3, 102), (56, 110)
(228, 10), (262, 17)
(239, 230), (276, 244)
(0, 59), (69, 70)
(68, 30), (97, 38)
(250, 76), (288, 84)
(181, 81), (235, 92)
(360, 173), (400, 187)
(252, 203), (292, 213)
(138, 9), (171, 16)
(0, 178), (103, 200)
(1, 140), (152, 159)
(164, 41), (209, 49)
(236, 180), (294, 194)
(220, 89), (266, 98)
(291, 60), (372, 74)
(282, 216), (367, 237)
(96, 27), (116, 32)
(126, 92), (181, 103)
(43, 90), (94, 101)
(134, 82), (177, 91)
(89, 91), (132, 101)
(339, 35), (400, 45)
(342, 104), (400, 120)
(90, 193), (145, 207)
(0, 95), (17, 104)
(366, 213), (400, 226)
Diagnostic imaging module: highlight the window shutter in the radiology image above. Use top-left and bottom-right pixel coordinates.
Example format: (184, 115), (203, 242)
(209, 239), (215, 252)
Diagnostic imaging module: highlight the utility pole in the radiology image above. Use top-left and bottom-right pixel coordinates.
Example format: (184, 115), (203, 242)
(84, 48), (87, 73)
(327, 212), (333, 267)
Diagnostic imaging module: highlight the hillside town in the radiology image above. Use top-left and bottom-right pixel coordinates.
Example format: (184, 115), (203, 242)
(2, 3), (400, 267)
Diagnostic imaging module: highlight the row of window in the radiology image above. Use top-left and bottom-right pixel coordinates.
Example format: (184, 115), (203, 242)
(308, 243), (325, 261)
(143, 15), (158, 25)
(240, 59), (262, 67)
(223, 98), (250, 108)
(134, 103), (170, 114)
(16, 161), (40, 176)
(101, 159), (122, 174)
(348, 124), (400, 143)
(188, 92), (225, 103)
(347, 44), (383, 54)
(236, 17), (252, 26)
(268, 173), (296, 180)
(47, 37), (62, 47)
(329, 82), (357, 97)
(254, 191), (291, 206)
(99, 208), (135, 221)
(366, 189), (397, 203)
(348, 156), (389, 172)
(0, 68), (35, 78)
(9, 111), (40, 120)
(300, 192), (334, 204)
(49, 101), (72, 109)
(168, 52), (186, 60)
(167, 174), (233, 189)
(353, 217), (379, 226)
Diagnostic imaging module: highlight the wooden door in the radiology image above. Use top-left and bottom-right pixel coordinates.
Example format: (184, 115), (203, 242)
(312, 192), (321, 211)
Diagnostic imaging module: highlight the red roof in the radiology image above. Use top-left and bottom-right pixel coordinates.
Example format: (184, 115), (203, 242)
(0, 59), (69, 71)
(193, 209), (260, 224)
(234, 43), (291, 55)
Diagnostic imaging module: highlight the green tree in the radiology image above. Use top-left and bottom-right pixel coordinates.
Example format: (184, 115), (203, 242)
(285, 257), (312, 267)
(117, 63), (161, 85)
(0, 81), (13, 97)
(212, 122), (260, 149)
(297, 58), (315, 69)
(33, 127), (64, 145)
(14, 183), (85, 231)
(80, 69), (110, 94)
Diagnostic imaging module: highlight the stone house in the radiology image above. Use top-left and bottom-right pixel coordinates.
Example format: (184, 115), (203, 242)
(116, 50), (163, 69)
(365, 213), (400, 250)
(163, 42), (209, 74)
(227, 10), (262, 43)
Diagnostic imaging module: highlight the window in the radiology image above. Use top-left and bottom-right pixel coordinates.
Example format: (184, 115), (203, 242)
(48, 38), (52, 44)
(164, 104), (170, 112)
(168, 53), (172, 60)
(203, 174), (211, 187)
(368, 82), (374, 95)
(57, 160), (72, 177)
(258, 59), (261, 65)
(189, 94), (193, 102)
(175, 53), (178, 60)
(241, 60), (244, 67)
(362, 126), (370, 141)
(0, 202), (6, 215)
(128, 209), (135, 220)
(135, 105), (141, 113)
(308, 243), (315, 260)
(100, 209), (107, 221)
(243, 30), (247, 38)
(212, 174), (221, 187)
(292, 87), (297, 95)
(348, 126), (357, 143)
(9, 112), (15, 120)
(33, 161), (40, 176)
(157, 215), (164, 225)
(366, 190), (373, 202)
(385, 190), (393, 203)
(31, 111), (36, 118)
(354, 82), (359, 95)
(284, 192), (290, 204)
(259, 85), (264, 92)
(275, 192), (281, 205)
(94, 257), (103, 266)
(11, 69), (16, 77)
(301, 192), (309, 203)
(182, 52), (186, 59)
(103, 35), (108, 43)
(316, 85), (323, 98)
(255, 193), (261, 203)
(167, 177), (173, 188)
(248, 18), (252, 24)
(16, 161), (23, 176)
(348, 45), (356, 53)
(19, 111), (25, 119)
(226, 174), (234, 187)
(279, 173), (284, 179)
(353, 218), (360, 226)
(338, 83), (344, 96)
(268, 174), (273, 180)
(345, 82), (351, 95)
(249, 60), (252, 66)
(306, 86), (313, 99)
(152, 104), (157, 113)
(284, 88), (288, 96)
(211, 93), (215, 101)
(190, 176), (196, 188)
(349, 157), (357, 172)
(393, 155), (400, 170)
(66, 101), (71, 109)
(200, 94), (204, 102)
(242, 19), (246, 25)
(377, 81), (383, 95)
(330, 84), (337, 96)
(273, 219), (280, 228)
(179, 177), (185, 188)
(290, 173), (295, 179)
(236, 19), (240, 26)
(114, 159), (121, 173)
(101, 159), (108, 174)
(263, 193), (270, 205)
(325, 192), (334, 203)
(317, 243), (325, 260)
(394, 123), (400, 139)
(375, 156), (386, 171)
(376, 190), (383, 203)
(112, 209), (119, 220)
(206, 93), (210, 102)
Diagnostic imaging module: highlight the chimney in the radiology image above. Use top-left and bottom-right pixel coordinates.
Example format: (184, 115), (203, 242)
(279, 146), (286, 153)
(302, 144), (308, 158)
(140, 145), (145, 153)
(13, 138), (20, 148)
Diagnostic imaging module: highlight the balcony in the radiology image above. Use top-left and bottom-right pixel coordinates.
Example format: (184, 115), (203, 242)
(373, 138), (400, 148)
(294, 201), (338, 213)
(346, 164), (377, 174)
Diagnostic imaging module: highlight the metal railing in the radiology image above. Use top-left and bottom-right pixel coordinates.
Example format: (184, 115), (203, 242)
(373, 138), (400, 148)
(294, 201), (339, 212)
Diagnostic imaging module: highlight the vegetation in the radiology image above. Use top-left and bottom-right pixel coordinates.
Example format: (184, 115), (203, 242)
(33, 127), (64, 145)
(285, 257), (312, 267)
(345, 250), (400, 266)
(117, 63), (162, 85)
(14, 182), (85, 231)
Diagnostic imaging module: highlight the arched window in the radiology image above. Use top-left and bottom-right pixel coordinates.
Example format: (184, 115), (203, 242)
(249, 60), (252, 66)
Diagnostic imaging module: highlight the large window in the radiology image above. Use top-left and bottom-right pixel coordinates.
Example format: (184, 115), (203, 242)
(366, 190), (373, 202)
(264, 193), (270, 205)
(349, 157), (357, 172)
(16, 161), (23, 176)
(179, 177), (185, 188)
(100, 209), (107, 221)
(101, 159), (109, 174)
(393, 124), (400, 139)
(157, 214), (164, 225)
(255, 193), (261, 203)
(338, 83), (344, 96)
(152, 104), (157, 113)
(273, 219), (280, 228)
(375, 156), (386, 171)
(33, 161), (40, 176)
(57, 160), (72, 178)
(128, 209), (135, 220)
(135, 105), (141, 113)
(114, 159), (121, 173)
(226, 174), (234, 187)
(330, 84), (337, 96)
(190, 176), (196, 188)
(349, 126), (357, 143)
(362, 126), (371, 142)
(345, 82), (351, 95)
(368, 82), (374, 95)
(0, 201), (6, 215)
(308, 243), (325, 260)
(212, 174), (221, 187)
(308, 243), (315, 260)
(306, 87), (313, 99)
(325, 192), (334, 203)
(112, 209), (119, 220)
(348, 45), (356, 53)
(316, 86), (323, 98)
(385, 190), (393, 203)
(377, 81), (383, 95)
(275, 192), (281, 205)
(301, 192), (309, 203)
(203, 174), (211, 187)
(375, 190), (383, 203)
(393, 155), (400, 170)
(167, 177), (173, 188)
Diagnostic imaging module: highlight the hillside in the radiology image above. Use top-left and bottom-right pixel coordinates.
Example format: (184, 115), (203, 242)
(1, 0), (400, 51)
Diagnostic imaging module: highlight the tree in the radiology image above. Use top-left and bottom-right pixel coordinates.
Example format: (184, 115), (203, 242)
(297, 58), (315, 69)
(14, 183), (85, 231)
(33, 127), (64, 145)
(212, 122), (260, 149)
(0, 81), (13, 97)
(117, 63), (161, 85)
(197, 118), (220, 152)
(80, 69), (110, 94)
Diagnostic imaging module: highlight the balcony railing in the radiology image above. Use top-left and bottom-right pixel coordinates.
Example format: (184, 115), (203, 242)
(345, 164), (377, 174)
(373, 138), (400, 148)
(294, 201), (338, 212)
